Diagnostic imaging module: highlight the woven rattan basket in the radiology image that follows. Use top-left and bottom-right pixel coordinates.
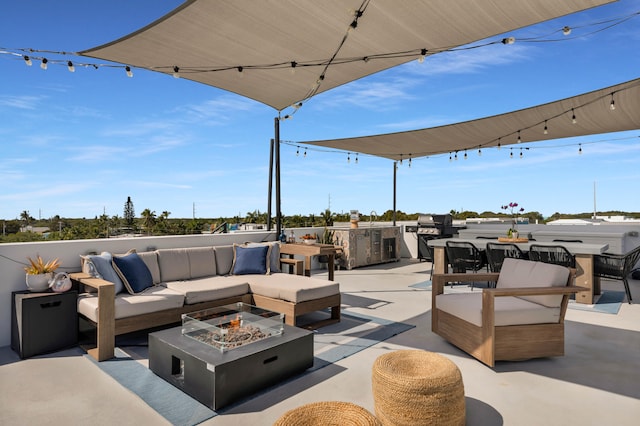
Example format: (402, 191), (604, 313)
(372, 350), (465, 426)
(273, 401), (380, 426)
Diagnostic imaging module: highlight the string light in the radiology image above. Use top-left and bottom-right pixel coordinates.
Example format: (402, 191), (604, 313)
(67, 61), (75, 72)
(510, 149), (514, 158)
(562, 26), (572, 36)
(296, 146), (300, 156)
(497, 138), (501, 150)
(172, 66), (180, 78)
(290, 61), (297, 74)
(355, 153), (358, 164)
(408, 155), (411, 167)
(478, 147), (482, 156)
(23, 55), (32, 66)
(502, 37), (515, 45)
(519, 148), (523, 158)
(517, 130), (522, 143)
(572, 108), (577, 124)
(454, 151), (458, 161)
(237, 66), (243, 77)
(347, 152), (351, 163)
(449, 152), (452, 162)
(543, 120), (548, 135)
(125, 65), (133, 77)
(40, 58), (47, 70)
(610, 93), (615, 110)
(463, 150), (468, 160)
(418, 48), (427, 63)
(303, 148), (307, 158)
(578, 143), (583, 154)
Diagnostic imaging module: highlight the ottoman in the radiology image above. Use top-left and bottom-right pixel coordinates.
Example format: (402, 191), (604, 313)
(274, 401), (380, 426)
(372, 350), (465, 426)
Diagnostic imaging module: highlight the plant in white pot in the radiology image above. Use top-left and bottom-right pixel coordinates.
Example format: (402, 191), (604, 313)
(24, 255), (60, 292)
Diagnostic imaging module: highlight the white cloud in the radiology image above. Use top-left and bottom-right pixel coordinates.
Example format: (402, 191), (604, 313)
(0, 95), (46, 110)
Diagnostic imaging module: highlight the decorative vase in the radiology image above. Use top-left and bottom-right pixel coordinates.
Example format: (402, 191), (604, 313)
(26, 272), (53, 292)
(512, 231), (519, 239)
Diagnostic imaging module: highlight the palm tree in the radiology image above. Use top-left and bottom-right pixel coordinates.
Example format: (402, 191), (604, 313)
(140, 209), (157, 235)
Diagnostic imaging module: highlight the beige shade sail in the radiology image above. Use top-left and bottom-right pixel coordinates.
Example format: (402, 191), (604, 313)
(302, 78), (640, 161)
(80, 0), (613, 111)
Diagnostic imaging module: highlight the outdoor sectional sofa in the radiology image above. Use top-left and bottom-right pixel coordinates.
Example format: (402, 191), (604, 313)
(69, 243), (341, 361)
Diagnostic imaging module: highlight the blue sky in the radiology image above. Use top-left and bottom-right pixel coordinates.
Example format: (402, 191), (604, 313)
(1, 1), (639, 221)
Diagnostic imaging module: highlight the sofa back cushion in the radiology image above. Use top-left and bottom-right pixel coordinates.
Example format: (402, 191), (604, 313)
(137, 251), (161, 285)
(157, 248), (191, 282)
(497, 258), (570, 307)
(214, 245), (235, 276)
(187, 247), (217, 278)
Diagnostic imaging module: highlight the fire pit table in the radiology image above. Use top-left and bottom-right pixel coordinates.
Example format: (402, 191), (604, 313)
(149, 302), (313, 410)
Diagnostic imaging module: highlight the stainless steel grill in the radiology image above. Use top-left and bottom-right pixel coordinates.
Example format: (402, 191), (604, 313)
(412, 214), (455, 261)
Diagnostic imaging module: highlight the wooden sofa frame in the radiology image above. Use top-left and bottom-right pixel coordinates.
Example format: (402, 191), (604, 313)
(431, 271), (584, 367)
(70, 270), (340, 362)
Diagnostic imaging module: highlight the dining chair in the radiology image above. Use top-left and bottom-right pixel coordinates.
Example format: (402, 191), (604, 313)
(528, 244), (575, 268)
(485, 242), (527, 273)
(445, 241), (487, 274)
(593, 245), (640, 304)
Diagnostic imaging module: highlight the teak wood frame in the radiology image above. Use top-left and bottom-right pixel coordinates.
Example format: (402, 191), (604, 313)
(431, 271), (584, 367)
(70, 271), (340, 362)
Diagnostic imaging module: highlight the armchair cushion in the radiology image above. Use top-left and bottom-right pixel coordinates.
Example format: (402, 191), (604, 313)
(497, 258), (570, 307)
(436, 293), (561, 327)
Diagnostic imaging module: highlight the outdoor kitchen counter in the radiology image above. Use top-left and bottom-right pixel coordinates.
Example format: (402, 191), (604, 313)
(330, 226), (401, 270)
(427, 237), (609, 304)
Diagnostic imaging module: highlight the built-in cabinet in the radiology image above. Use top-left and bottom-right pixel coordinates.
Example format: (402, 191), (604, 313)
(331, 226), (400, 270)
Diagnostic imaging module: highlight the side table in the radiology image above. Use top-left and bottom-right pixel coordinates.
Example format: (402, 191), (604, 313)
(11, 290), (78, 358)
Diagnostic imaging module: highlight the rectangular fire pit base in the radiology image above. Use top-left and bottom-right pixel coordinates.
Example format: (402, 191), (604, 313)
(149, 324), (313, 410)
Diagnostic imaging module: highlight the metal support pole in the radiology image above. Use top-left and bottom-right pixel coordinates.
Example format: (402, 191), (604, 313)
(393, 161), (397, 225)
(267, 138), (274, 231)
(274, 117), (282, 237)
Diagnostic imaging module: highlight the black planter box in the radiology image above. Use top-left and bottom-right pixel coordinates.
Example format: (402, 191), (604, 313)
(149, 324), (313, 410)
(11, 290), (78, 358)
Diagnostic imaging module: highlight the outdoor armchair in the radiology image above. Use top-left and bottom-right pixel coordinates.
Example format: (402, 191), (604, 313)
(593, 245), (640, 304)
(432, 258), (583, 367)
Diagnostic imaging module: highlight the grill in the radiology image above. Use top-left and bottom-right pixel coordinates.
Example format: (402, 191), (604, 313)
(409, 214), (455, 261)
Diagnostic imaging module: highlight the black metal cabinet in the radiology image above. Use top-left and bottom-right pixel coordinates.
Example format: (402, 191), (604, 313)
(11, 290), (78, 358)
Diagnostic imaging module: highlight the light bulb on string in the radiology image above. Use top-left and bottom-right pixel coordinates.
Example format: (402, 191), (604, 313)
(578, 144), (583, 155)
(572, 108), (577, 124)
(355, 153), (358, 164)
(464, 150), (468, 160)
(172, 66), (180, 78)
(610, 94), (615, 110)
(449, 152), (452, 162)
(543, 121), (548, 135)
(497, 138), (501, 150)
(67, 61), (75, 72)
(290, 61), (297, 74)
(502, 37), (515, 45)
(347, 153), (351, 164)
(418, 48), (427, 63)
(40, 58), (48, 70)
(454, 151), (458, 161)
(510, 149), (513, 159)
(519, 149), (523, 159)
(125, 66), (133, 77)
(562, 26), (572, 36)
(478, 147), (482, 157)
(24, 55), (32, 66)
(304, 148), (307, 158)
(296, 146), (299, 157)
(517, 130), (522, 143)
(237, 66), (244, 78)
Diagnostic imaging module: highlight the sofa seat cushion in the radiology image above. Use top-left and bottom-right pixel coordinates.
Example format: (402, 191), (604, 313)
(247, 273), (340, 303)
(78, 286), (185, 322)
(436, 293), (561, 327)
(164, 276), (250, 305)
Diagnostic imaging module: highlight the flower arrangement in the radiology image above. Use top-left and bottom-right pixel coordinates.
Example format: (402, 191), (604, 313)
(24, 255), (60, 275)
(501, 202), (525, 237)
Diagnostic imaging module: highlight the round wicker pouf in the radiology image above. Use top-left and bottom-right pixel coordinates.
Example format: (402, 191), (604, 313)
(273, 401), (381, 426)
(372, 350), (465, 426)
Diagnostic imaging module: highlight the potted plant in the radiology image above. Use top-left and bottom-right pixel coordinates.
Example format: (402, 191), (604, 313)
(24, 255), (60, 292)
(317, 228), (337, 265)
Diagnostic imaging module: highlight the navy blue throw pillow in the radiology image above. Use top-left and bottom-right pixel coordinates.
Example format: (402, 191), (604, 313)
(232, 245), (269, 275)
(112, 252), (153, 294)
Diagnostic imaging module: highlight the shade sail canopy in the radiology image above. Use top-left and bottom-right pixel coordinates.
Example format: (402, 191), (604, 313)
(302, 78), (640, 161)
(80, 0), (612, 111)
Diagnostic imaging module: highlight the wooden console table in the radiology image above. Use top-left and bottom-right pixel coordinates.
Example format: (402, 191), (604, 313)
(279, 243), (341, 281)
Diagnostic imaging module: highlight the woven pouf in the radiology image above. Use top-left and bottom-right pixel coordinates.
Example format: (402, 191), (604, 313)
(273, 401), (381, 426)
(372, 350), (465, 426)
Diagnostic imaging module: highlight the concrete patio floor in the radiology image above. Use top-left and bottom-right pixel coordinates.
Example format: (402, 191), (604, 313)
(1, 258), (639, 425)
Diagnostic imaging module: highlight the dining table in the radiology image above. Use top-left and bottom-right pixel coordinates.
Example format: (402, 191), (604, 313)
(279, 243), (342, 281)
(426, 237), (609, 304)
